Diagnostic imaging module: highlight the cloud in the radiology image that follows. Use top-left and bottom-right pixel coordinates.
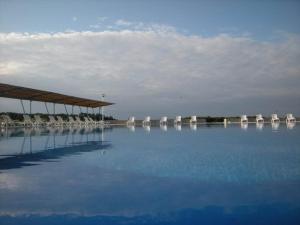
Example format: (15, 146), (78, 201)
(0, 28), (300, 118)
(72, 16), (77, 22)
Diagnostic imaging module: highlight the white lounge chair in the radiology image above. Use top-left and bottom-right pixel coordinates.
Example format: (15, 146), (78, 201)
(48, 115), (59, 126)
(75, 116), (84, 125)
(127, 116), (135, 125)
(240, 115), (248, 123)
(160, 116), (167, 125)
(57, 116), (67, 126)
(68, 116), (77, 126)
(34, 115), (46, 126)
(271, 114), (280, 123)
(84, 116), (92, 125)
(174, 116), (181, 124)
(88, 117), (98, 125)
(0, 115), (20, 127)
(256, 114), (264, 123)
(286, 113), (296, 123)
(142, 116), (151, 126)
(23, 115), (34, 127)
(190, 116), (197, 124)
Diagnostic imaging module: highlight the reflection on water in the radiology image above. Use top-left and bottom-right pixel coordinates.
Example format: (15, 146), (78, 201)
(190, 124), (197, 131)
(143, 125), (151, 132)
(287, 122), (296, 130)
(127, 125), (135, 132)
(256, 122), (264, 131)
(174, 124), (182, 131)
(0, 124), (300, 225)
(272, 122), (280, 131)
(0, 127), (111, 171)
(241, 122), (248, 130)
(160, 124), (167, 131)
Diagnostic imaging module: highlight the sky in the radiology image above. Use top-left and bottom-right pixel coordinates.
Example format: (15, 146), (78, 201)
(0, 0), (300, 118)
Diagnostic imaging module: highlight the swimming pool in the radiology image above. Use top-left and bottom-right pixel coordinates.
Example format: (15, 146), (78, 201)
(0, 124), (299, 225)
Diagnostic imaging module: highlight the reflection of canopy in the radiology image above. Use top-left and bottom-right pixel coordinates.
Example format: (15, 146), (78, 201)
(0, 83), (113, 108)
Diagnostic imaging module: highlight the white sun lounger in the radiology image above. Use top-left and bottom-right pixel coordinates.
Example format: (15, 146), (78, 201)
(57, 116), (67, 126)
(142, 116), (151, 126)
(75, 116), (84, 125)
(256, 114), (264, 123)
(190, 116), (197, 124)
(240, 115), (248, 123)
(160, 116), (167, 125)
(0, 115), (21, 127)
(271, 114), (280, 123)
(127, 116), (135, 125)
(48, 115), (60, 126)
(33, 115), (46, 126)
(23, 114), (34, 127)
(174, 116), (182, 124)
(286, 113), (296, 123)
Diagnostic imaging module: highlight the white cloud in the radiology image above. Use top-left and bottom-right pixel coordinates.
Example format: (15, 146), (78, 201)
(0, 28), (299, 118)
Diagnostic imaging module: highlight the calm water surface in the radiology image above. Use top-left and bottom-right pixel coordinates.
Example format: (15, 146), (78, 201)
(0, 124), (299, 225)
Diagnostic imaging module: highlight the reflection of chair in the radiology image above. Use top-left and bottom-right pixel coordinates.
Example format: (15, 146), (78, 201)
(256, 122), (264, 130)
(160, 124), (167, 131)
(143, 116), (151, 126)
(190, 116), (197, 124)
(256, 114), (264, 123)
(175, 124), (182, 131)
(240, 115), (248, 123)
(160, 116), (167, 125)
(272, 122), (280, 131)
(174, 116), (181, 124)
(190, 124), (197, 131)
(241, 122), (248, 130)
(271, 114), (280, 123)
(23, 115), (34, 127)
(286, 113), (296, 123)
(127, 117), (135, 126)
(287, 121), (295, 130)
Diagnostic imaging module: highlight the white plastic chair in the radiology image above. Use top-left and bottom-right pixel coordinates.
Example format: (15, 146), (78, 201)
(190, 116), (197, 124)
(240, 115), (248, 123)
(271, 114), (280, 123)
(256, 114), (264, 123)
(142, 116), (151, 125)
(23, 115), (34, 127)
(286, 113), (296, 123)
(160, 116), (167, 125)
(174, 116), (181, 124)
(127, 116), (135, 125)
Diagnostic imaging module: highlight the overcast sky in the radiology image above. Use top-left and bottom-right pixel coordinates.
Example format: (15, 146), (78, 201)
(0, 0), (300, 118)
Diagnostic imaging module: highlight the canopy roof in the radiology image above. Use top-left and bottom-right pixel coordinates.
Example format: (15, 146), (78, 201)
(0, 83), (113, 108)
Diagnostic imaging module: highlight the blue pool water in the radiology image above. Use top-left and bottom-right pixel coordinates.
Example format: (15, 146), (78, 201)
(0, 124), (299, 225)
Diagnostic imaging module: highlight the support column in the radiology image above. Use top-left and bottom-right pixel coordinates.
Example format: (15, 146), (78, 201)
(20, 100), (26, 114)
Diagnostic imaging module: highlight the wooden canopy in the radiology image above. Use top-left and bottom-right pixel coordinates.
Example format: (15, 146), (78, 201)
(0, 83), (113, 108)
